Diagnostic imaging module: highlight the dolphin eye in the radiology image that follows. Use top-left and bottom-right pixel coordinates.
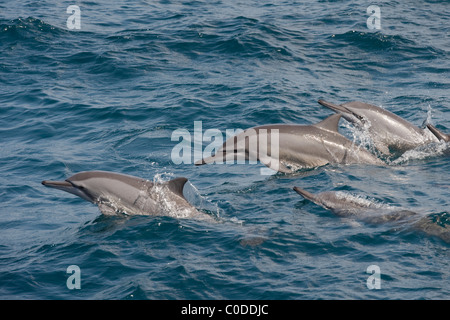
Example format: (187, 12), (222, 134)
(353, 113), (365, 122)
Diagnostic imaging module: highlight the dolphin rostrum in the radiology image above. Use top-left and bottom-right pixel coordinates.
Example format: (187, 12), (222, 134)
(42, 171), (213, 221)
(293, 186), (450, 243)
(317, 100), (446, 156)
(426, 124), (450, 142)
(195, 114), (384, 173)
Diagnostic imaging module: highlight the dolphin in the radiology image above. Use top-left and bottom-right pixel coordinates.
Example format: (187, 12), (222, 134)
(293, 186), (414, 220)
(293, 186), (450, 243)
(195, 114), (384, 173)
(42, 171), (214, 221)
(317, 100), (445, 156)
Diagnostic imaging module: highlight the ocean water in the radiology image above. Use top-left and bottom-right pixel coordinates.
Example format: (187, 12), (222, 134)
(0, 0), (449, 300)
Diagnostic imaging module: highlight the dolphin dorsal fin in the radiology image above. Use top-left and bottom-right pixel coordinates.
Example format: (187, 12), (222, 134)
(313, 114), (342, 132)
(166, 177), (188, 198)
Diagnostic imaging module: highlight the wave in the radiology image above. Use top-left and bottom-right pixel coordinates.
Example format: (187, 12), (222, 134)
(0, 16), (148, 82)
(154, 16), (301, 61)
(330, 30), (444, 56)
(390, 141), (450, 165)
(321, 29), (448, 80)
(0, 16), (65, 40)
(0, 15), (300, 83)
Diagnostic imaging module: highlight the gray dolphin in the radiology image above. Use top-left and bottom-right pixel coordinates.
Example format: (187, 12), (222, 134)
(42, 171), (213, 221)
(317, 100), (446, 156)
(195, 114), (384, 173)
(293, 187), (450, 243)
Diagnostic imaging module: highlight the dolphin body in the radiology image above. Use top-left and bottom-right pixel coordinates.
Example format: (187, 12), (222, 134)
(42, 171), (213, 221)
(195, 114), (384, 173)
(317, 100), (448, 156)
(293, 187), (450, 243)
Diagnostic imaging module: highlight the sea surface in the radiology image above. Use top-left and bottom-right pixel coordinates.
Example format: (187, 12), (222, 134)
(0, 0), (449, 300)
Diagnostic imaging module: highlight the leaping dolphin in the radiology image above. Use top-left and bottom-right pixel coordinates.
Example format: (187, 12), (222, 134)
(293, 186), (450, 243)
(195, 114), (384, 173)
(317, 100), (447, 156)
(42, 171), (214, 221)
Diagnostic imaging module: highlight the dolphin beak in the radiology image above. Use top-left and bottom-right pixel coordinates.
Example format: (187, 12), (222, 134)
(293, 187), (316, 202)
(42, 180), (73, 189)
(317, 99), (348, 113)
(318, 99), (366, 124)
(427, 124), (450, 142)
(42, 180), (95, 203)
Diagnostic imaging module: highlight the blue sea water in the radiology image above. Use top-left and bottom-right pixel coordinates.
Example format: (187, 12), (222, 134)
(0, 0), (449, 300)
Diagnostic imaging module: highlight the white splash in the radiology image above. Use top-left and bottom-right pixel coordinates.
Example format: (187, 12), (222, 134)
(390, 141), (449, 165)
(334, 191), (395, 211)
(341, 118), (378, 156)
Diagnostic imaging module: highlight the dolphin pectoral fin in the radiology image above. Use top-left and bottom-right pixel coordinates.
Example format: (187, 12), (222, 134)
(195, 148), (245, 166)
(195, 149), (229, 165)
(274, 163), (293, 174)
(259, 156), (293, 174)
(427, 124), (450, 142)
(195, 156), (222, 166)
(194, 156), (214, 165)
(194, 159), (206, 165)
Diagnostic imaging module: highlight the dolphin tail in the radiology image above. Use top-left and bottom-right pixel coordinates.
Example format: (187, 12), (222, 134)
(293, 187), (317, 202)
(427, 124), (450, 142)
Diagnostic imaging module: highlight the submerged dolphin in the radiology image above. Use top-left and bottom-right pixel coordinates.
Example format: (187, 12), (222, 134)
(293, 186), (450, 243)
(42, 171), (213, 221)
(317, 100), (446, 156)
(195, 114), (384, 173)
